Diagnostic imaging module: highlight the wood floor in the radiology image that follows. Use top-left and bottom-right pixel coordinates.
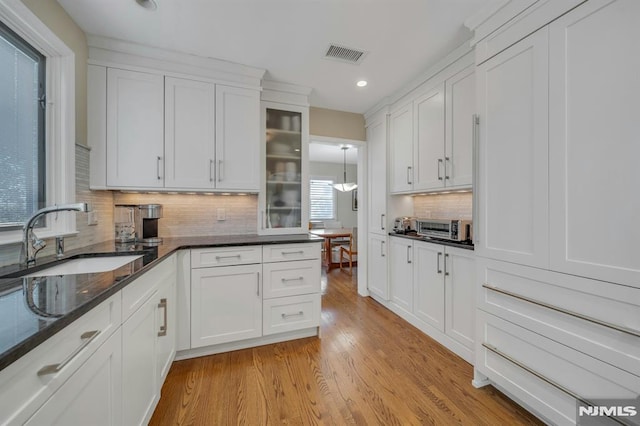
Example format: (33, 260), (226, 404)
(150, 268), (542, 425)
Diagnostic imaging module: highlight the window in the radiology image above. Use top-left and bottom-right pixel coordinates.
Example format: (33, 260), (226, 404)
(0, 21), (46, 229)
(310, 177), (336, 220)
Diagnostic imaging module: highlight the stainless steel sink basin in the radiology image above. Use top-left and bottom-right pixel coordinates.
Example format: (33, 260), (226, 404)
(23, 255), (143, 277)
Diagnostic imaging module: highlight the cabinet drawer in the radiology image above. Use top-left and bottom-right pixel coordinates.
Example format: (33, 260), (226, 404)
(476, 311), (640, 426)
(263, 294), (321, 336)
(262, 260), (320, 299)
(122, 254), (176, 321)
(191, 246), (261, 268)
(477, 258), (640, 377)
(0, 293), (121, 426)
(262, 243), (321, 263)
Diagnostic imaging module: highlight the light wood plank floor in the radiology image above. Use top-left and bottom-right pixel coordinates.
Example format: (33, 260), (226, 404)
(150, 268), (542, 425)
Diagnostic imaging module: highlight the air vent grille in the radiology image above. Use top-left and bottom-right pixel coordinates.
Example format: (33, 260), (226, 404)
(324, 44), (367, 65)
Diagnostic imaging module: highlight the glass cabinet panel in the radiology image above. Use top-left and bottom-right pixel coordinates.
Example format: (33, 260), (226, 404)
(264, 108), (302, 230)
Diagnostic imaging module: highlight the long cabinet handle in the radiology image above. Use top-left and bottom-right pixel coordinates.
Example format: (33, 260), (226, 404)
(216, 254), (242, 260)
(209, 159), (214, 182)
(37, 330), (101, 376)
(381, 240), (385, 257)
(281, 250), (304, 255)
(472, 114), (480, 245)
(261, 211), (265, 230)
(437, 252), (442, 274)
(281, 276), (304, 283)
(444, 157), (450, 180)
(407, 166), (413, 185)
(256, 272), (260, 296)
(481, 343), (628, 425)
(158, 298), (168, 337)
(281, 311), (304, 319)
(156, 156), (162, 180)
(482, 284), (640, 338)
(218, 159), (223, 182)
(406, 245), (412, 264)
(437, 159), (443, 181)
(444, 253), (449, 276)
(381, 214), (385, 231)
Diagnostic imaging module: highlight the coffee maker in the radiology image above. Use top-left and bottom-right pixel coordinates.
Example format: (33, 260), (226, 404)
(114, 204), (163, 244)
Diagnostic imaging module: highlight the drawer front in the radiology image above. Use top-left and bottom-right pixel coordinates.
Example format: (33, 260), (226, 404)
(476, 311), (640, 426)
(477, 258), (640, 377)
(0, 293), (121, 426)
(263, 294), (321, 336)
(122, 253), (176, 321)
(262, 243), (321, 263)
(191, 246), (262, 268)
(262, 260), (321, 299)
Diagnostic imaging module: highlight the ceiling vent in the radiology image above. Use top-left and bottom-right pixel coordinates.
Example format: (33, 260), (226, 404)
(324, 43), (368, 65)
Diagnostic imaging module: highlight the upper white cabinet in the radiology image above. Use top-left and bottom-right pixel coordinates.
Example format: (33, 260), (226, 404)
(367, 115), (388, 235)
(389, 56), (475, 194)
(475, 28), (549, 269)
(548, 0), (640, 288)
(106, 68), (165, 189)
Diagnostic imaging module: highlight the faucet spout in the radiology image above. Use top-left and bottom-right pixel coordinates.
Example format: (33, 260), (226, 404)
(21, 203), (90, 266)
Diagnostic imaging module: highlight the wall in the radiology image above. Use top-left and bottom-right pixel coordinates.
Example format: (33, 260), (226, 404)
(412, 192), (472, 220)
(309, 161), (358, 229)
(21, 0), (88, 146)
(309, 107), (366, 141)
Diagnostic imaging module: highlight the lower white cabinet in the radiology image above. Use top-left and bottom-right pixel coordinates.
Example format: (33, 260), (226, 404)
(367, 234), (388, 300)
(25, 329), (123, 426)
(191, 263), (262, 348)
(389, 237), (414, 313)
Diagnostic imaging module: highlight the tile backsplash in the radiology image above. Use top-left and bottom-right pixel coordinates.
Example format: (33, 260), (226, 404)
(412, 192), (472, 220)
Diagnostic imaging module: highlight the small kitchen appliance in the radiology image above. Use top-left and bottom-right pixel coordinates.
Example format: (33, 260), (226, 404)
(392, 217), (416, 234)
(415, 218), (472, 242)
(115, 204), (163, 244)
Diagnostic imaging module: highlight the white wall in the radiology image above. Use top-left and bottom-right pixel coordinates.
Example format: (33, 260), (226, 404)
(309, 161), (358, 228)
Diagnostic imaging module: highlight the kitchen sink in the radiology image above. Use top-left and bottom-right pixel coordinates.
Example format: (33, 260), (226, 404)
(23, 255), (143, 277)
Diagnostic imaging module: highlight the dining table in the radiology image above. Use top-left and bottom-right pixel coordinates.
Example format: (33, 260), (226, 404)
(308, 228), (353, 271)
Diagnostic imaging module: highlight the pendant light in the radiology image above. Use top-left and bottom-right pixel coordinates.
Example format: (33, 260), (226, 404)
(332, 146), (357, 192)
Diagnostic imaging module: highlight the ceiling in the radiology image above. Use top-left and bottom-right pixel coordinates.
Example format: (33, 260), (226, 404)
(57, 0), (491, 114)
(309, 143), (358, 165)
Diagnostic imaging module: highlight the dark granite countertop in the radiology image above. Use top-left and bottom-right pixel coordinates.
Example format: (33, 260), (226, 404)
(0, 234), (322, 373)
(388, 232), (475, 251)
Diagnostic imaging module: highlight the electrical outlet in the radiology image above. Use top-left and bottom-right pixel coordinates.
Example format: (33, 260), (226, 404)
(88, 211), (98, 226)
(217, 208), (226, 221)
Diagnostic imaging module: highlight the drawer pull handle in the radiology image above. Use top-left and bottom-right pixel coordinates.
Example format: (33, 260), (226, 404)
(281, 311), (304, 319)
(158, 298), (168, 337)
(483, 284), (640, 338)
(281, 250), (304, 255)
(481, 343), (629, 425)
(37, 330), (101, 377)
(281, 276), (304, 283)
(216, 255), (242, 260)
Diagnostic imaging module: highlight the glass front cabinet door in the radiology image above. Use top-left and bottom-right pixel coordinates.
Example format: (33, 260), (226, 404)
(259, 102), (309, 234)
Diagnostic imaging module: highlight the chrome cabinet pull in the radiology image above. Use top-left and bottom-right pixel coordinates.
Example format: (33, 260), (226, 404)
(158, 298), (167, 337)
(444, 253), (450, 276)
(482, 284), (640, 338)
(209, 159), (214, 182)
(472, 114), (480, 245)
(437, 159), (443, 181)
(281, 250), (304, 255)
(444, 157), (450, 180)
(407, 166), (413, 185)
(381, 240), (385, 257)
(281, 311), (304, 319)
(381, 214), (385, 231)
(281, 276), (304, 283)
(256, 272), (260, 296)
(215, 254), (242, 260)
(261, 211), (265, 230)
(37, 330), (101, 376)
(437, 252), (442, 274)
(156, 156), (162, 180)
(406, 245), (412, 264)
(218, 159), (223, 182)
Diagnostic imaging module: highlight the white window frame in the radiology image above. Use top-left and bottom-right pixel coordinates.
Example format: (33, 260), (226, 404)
(309, 175), (337, 221)
(0, 0), (76, 244)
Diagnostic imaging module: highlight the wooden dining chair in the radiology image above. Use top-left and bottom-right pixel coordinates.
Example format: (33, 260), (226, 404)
(339, 227), (358, 275)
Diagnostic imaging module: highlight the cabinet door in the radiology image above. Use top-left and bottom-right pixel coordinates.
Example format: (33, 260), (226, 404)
(413, 242), (444, 331)
(216, 85), (261, 191)
(549, 0), (640, 288)
(25, 330), (123, 426)
(106, 68), (164, 188)
(389, 238), (413, 312)
(122, 292), (158, 426)
(444, 247), (475, 350)
(164, 77), (215, 189)
(367, 234), (389, 300)
(476, 28), (549, 268)
(367, 117), (388, 235)
(191, 264), (262, 347)
(445, 66), (475, 188)
(413, 83), (445, 191)
(389, 103), (414, 193)
(156, 268), (177, 384)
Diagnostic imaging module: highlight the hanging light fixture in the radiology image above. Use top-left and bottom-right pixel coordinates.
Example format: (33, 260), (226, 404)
(332, 146), (357, 192)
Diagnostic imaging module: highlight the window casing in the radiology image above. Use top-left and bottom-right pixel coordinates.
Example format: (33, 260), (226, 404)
(309, 177), (336, 221)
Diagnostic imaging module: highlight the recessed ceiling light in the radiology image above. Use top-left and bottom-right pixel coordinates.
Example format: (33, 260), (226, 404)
(136, 0), (157, 11)
(356, 80), (368, 87)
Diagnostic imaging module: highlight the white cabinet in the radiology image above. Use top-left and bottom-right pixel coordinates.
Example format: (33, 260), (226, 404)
(412, 242), (444, 331)
(191, 264), (262, 347)
(389, 103), (414, 193)
(389, 237), (413, 313)
(106, 68), (165, 189)
(413, 83), (445, 191)
(367, 234), (388, 300)
(156, 268), (177, 384)
(548, 0), (640, 288)
(366, 116), (388, 235)
(25, 329), (123, 426)
(475, 27), (549, 269)
(445, 66), (475, 188)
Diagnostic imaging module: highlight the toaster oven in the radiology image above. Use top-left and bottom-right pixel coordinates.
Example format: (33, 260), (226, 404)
(415, 219), (472, 241)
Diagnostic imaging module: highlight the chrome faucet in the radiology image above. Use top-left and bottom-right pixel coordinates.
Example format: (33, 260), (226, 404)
(21, 203), (90, 266)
